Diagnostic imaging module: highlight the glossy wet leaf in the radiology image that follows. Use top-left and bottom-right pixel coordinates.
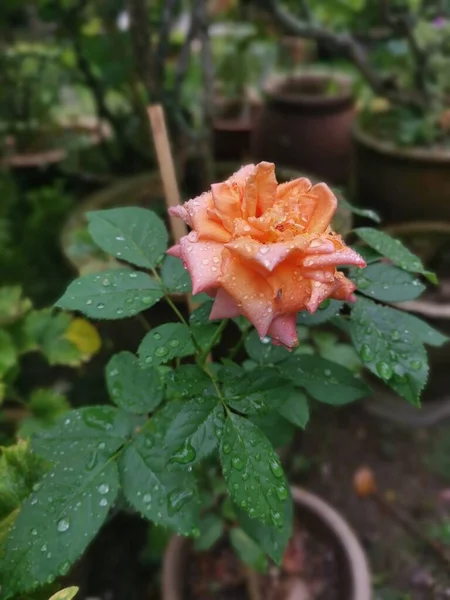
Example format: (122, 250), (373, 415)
(165, 365), (215, 400)
(350, 297), (429, 406)
(338, 196), (381, 223)
(119, 429), (200, 535)
(191, 324), (221, 351)
(56, 269), (163, 320)
(87, 208), (167, 269)
(220, 414), (289, 527)
(244, 330), (289, 365)
(351, 263), (425, 302)
(0, 454), (119, 599)
(355, 228), (437, 283)
(161, 255), (192, 294)
(277, 355), (370, 405)
(223, 368), (291, 415)
(296, 300), (344, 326)
(394, 311), (448, 347)
(235, 494), (293, 564)
(32, 406), (136, 466)
(194, 514), (223, 551)
(230, 528), (268, 572)
(166, 397), (224, 465)
(139, 323), (195, 366)
(250, 412), (295, 448)
(106, 351), (163, 414)
(190, 301), (214, 326)
(277, 389), (309, 429)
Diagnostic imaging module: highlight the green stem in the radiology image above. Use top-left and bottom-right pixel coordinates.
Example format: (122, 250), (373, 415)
(199, 319), (228, 365)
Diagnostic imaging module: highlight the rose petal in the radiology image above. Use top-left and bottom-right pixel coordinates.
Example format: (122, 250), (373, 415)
(306, 281), (337, 313)
(219, 250), (274, 338)
(211, 181), (242, 223)
(179, 237), (223, 295)
(268, 314), (298, 349)
(331, 274), (357, 301)
(269, 262), (313, 314)
(168, 205), (192, 226)
(302, 248), (366, 269)
(254, 161), (278, 215)
(184, 192), (231, 243)
(167, 243), (182, 258)
(209, 289), (241, 320)
(306, 183), (338, 234)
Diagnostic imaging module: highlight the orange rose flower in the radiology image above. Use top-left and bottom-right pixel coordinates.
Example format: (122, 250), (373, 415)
(168, 162), (365, 348)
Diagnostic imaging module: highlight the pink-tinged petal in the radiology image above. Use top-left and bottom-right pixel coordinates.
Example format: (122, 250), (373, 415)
(305, 281), (336, 313)
(301, 268), (336, 283)
(168, 205), (192, 226)
(306, 183), (338, 234)
(302, 248), (366, 269)
(179, 237), (223, 295)
(184, 192), (231, 243)
(331, 275), (357, 302)
(167, 243), (182, 258)
(268, 314), (298, 349)
(304, 238), (335, 255)
(209, 289), (241, 320)
(225, 238), (292, 272)
(229, 164), (255, 186)
(211, 181), (242, 222)
(219, 250), (274, 338)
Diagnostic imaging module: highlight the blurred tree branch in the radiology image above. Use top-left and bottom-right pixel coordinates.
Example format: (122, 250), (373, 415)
(255, 0), (426, 108)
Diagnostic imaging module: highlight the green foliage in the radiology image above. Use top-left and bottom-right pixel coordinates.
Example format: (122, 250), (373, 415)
(229, 527), (268, 572)
(138, 324), (195, 366)
(349, 297), (446, 405)
(351, 262), (425, 302)
(355, 228), (437, 283)
(56, 269), (163, 320)
(49, 588), (79, 600)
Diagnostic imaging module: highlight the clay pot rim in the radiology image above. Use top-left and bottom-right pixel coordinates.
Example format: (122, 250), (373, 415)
(353, 121), (450, 163)
(162, 485), (371, 600)
(263, 72), (354, 108)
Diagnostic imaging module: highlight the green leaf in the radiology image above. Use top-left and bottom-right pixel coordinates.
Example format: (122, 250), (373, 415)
(223, 368), (291, 415)
(278, 389), (309, 429)
(49, 587), (79, 600)
(0, 455), (119, 598)
(235, 495), (293, 564)
(220, 414), (289, 527)
(56, 269), (163, 320)
(0, 441), (47, 540)
(32, 406), (136, 466)
(392, 310), (448, 347)
(24, 311), (83, 367)
(18, 389), (70, 439)
(194, 514), (223, 551)
(244, 330), (289, 365)
(0, 286), (31, 326)
(161, 255), (192, 294)
(352, 245), (382, 264)
(166, 397), (224, 465)
(0, 330), (17, 377)
(165, 365), (215, 400)
(350, 297), (428, 405)
(189, 301), (214, 326)
(138, 323), (195, 366)
(277, 355), (370, 405)
(296, 300), (344, 325)
(352, 263), (425, 302)
(338, 196), (381, 223)
(355, 228), (437, 283)
(106, 351), (163, 414)
(229, 528), (268, 572)
(191, 324), (221, 351)
(250, 412), (295, 448)
(87, 208), (168, 269)
(119, 429), (200, 535)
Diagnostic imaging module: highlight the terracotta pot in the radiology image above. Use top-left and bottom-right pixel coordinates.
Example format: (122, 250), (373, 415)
(352, 124), (450, 223)
(213, 99), (261, 162)
(251, 73), (355, 185)
(162, 486), (371, 600)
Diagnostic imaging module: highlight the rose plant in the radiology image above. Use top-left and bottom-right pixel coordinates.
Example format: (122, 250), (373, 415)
(0, 163), (446, 598)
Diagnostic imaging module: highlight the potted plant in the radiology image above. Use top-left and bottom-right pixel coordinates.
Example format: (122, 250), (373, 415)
(0, 162), (444, 600)
(252, 0), (450, 222)
(211, 23), (275, 161)
(251, 69), (355, 184)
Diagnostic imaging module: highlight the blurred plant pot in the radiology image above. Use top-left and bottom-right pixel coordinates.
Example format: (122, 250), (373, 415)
(352, 123), (450, 223)
(162, 486), (371, 600)
(213, 99), (261, 162)
(60, 172), (186, 351)
(364, 221), (450, 426)
(251, 72), (355, 185)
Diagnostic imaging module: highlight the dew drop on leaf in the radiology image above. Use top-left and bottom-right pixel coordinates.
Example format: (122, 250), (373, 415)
(231, 456), (244, 471)
(97, 483), (109, 495)
(376, 361), (393, 381)
(268, 456), (283, 478)
(57, 518), (70, 532)
(171, 440), (196, 464)
(360, 344), (373, 362)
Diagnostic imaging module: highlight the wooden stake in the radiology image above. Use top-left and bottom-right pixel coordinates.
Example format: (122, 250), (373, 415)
(147, 104), (196, 314)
